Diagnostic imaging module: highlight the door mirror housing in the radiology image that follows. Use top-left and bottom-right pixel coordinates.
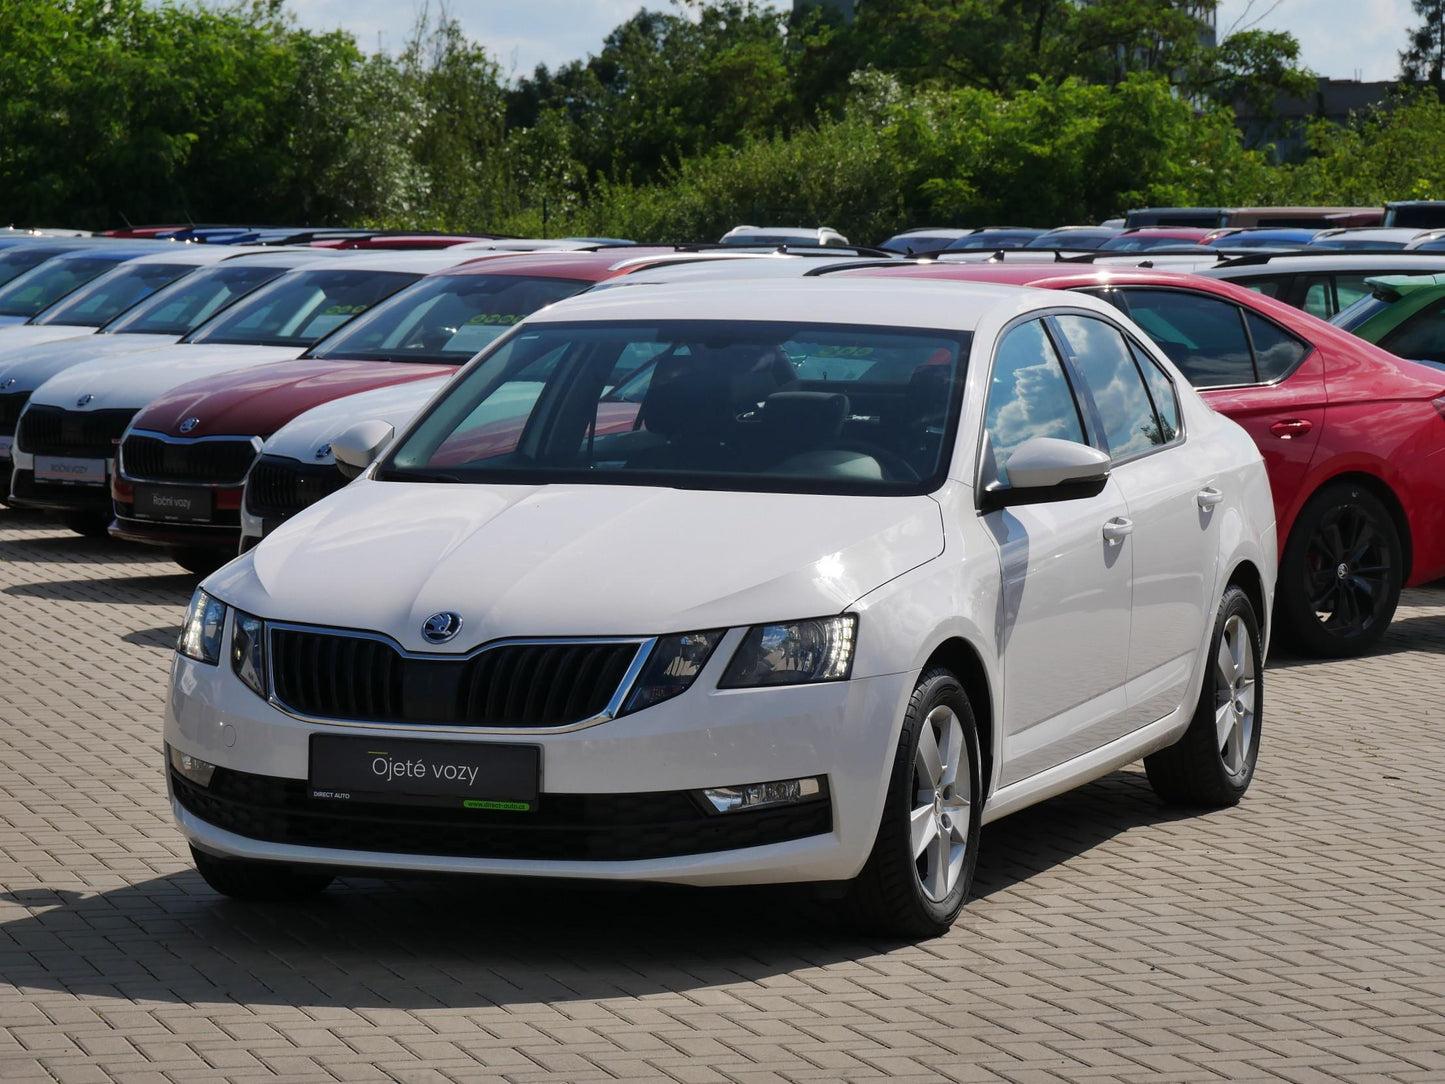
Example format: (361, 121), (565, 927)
(980, 437), (1111, 511)
(332, 420), (395, 480)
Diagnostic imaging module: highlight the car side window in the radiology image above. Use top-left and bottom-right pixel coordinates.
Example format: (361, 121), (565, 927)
(983, 320), (1086, 485)
(1239, 277), (1283, 299)
(1378, 298), (1445, 363)
(1051, 315), (1162, 460)
(1302, 279), (1332, 319)
(1130, 341), (1182, 444)
(1333, 274), (1373, 312)
(1113, 289), (1255, 388)
(1244, 311), (1309, 381)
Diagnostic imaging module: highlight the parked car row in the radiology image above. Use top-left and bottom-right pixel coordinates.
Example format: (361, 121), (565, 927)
(3, 224), (1444, 937)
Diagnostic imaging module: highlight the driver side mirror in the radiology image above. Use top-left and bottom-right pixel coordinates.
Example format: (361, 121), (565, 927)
(979, 437), (1110, 512)
(332, 419), (395, 480)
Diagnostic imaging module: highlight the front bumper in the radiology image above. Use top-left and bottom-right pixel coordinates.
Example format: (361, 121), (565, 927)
(111, 479), (243, 550)
(8, 461), (113, 513)
(167, 640), (914, 886)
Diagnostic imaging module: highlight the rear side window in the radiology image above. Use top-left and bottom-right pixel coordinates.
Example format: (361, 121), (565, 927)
(984, 319), (1085, 484)
(1051, 315), (1163, 460)
(1245, 312), (1309, 381)
(1131, 342), (1182, 444)
(1112, 290), (1255, 388)
(1378, 297), (1445, 363)
(1240, 278), (1283, 299)
(1302, 279), (1332, 319)
(1333, 275), (1373, 311)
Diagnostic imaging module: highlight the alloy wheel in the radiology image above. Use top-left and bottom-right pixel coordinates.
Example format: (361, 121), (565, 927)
(910, 705), (971, 902)
(1303, 504), (1391, 639)
(1214, 613), (1257, 779)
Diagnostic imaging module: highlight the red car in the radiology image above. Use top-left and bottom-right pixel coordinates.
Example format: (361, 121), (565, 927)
(111, 250), (679, 561)
(842, 262), (1445, 656)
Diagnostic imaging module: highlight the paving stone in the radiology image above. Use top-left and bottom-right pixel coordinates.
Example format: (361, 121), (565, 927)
(1, 508), (1443, 1082)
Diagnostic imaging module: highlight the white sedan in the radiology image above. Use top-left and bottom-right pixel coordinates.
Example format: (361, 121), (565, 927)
(167, 279), (1276, 937)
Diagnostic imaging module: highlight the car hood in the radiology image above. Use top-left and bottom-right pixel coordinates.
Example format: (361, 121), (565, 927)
(0, 333), (178, 395)
(130, 358), (455, 439)
(0, 324), (97, 353)
(261, 377), (449, 464)
(208, 481), (946, 649)
(28, 343), (301, 412)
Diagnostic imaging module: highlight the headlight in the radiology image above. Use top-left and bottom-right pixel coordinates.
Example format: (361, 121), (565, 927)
(231, 611), (266, 697)
(621, 630), (724, 713)
(720, 615), (857, 687)
(178, 588), (226, 664)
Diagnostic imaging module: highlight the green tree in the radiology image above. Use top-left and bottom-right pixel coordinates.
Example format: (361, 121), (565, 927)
(1402, 0), (1445, 85)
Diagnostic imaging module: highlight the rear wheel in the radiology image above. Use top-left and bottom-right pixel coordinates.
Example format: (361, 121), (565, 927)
(1145, 585), (1262, 807)
(850, 668), (982, 939)
(191, 846), (333, 902)
(1278, 482), (1401, 657)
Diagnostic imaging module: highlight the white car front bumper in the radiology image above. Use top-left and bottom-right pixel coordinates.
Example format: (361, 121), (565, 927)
(166, 634), (915, 887)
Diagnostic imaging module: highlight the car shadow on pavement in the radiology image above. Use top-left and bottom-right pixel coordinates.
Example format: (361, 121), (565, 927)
(0, 769), (1198, 1010)
(3, 573), (196, 604)
(120, 625), (184, 649)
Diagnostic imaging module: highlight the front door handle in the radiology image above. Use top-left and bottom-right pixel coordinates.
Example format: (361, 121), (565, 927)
(1197, 486), (1224, 509)
(1269, 418), (1313, 439)
(1102, 517), (1134, 545)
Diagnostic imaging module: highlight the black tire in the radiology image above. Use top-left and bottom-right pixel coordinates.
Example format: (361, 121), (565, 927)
(849, 667), (982, 939)
(170, 547), (226, 576)
(1145, 585), (1263, 807)
(190, 845), (333, 902)
(59, 510), (112, 538)
(1278, 482), (1402, 658)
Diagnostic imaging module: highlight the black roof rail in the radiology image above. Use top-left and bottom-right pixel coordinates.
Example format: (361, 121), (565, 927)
(803, 258), (917, 276)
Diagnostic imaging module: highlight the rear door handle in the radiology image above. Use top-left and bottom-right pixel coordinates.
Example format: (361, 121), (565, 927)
(1197, 486), (1224, 509)
(1102, 517), (1134, 545)
(1269, 418), (1313, 438)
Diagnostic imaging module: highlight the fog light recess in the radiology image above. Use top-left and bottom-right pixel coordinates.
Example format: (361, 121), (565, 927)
(701, 776), (823, 814)
(168, 744), (217, 788)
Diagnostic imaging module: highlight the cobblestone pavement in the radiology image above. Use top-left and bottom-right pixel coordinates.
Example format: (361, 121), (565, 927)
(1, 507), (1442, 1084)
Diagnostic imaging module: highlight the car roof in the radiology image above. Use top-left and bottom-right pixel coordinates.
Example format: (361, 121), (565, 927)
(1206, 252), (1445, 275)
(298, 251), (496, 274)
(113, 246), (238, 266)
(592, 254), (898, 286)
(432, 248), (681, 281)
(523, 276), (1111, 332)
(1312, 227), (1438, 243)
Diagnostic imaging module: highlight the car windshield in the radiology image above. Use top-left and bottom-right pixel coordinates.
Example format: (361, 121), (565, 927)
(1308, 240), (1408, 251)
(31, 262), (194, 327)
(945, 232), (1039, 250)
(307, 274), (589, 364)
(1099, 234), (1195, 252)
(382, 320), (969, 495)
(0, 246), (72, 288)
(184, 269), (419, 348)
(1331, 292), (1396, 331)
(0, 255), (129, 317)
(104, 263), (291, 336)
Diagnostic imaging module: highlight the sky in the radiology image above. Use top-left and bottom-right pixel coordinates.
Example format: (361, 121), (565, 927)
(281, 0), (1415, 84)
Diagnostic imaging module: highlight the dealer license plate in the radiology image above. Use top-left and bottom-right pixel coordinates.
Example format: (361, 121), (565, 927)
(34, 455), (107, 485)
(309, 735), (540, 810)
(133, 484), (213, 522)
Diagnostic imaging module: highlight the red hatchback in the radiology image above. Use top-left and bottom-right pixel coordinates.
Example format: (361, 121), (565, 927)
(111, 250), (677, 563)
(843, 262), (1445, 656)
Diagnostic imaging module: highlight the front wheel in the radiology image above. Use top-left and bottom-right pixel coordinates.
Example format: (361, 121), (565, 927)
(850, 668), (982, 939)
(1278, 482), (1402, 657)
(1145, 585), (1263, 807)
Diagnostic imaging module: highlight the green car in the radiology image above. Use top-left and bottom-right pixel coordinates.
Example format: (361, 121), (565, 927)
(1332, 274), (1445, 366)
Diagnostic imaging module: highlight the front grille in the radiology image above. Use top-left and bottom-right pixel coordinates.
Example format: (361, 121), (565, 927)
(269, 628), (642, 728)
(0, 391), (30, 436)
(121, 432), (257, 484)
(171, 765), (832, 862)
(17, 405), (135, 457)
(245, 454), (348, 521)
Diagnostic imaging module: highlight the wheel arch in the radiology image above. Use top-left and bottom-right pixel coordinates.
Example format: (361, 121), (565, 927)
(1224, 557), (1268, 647)
(921, 637), (996, 800)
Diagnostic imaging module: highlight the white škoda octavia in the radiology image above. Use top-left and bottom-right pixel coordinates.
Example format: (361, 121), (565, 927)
(168, 279), (1276, 937)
